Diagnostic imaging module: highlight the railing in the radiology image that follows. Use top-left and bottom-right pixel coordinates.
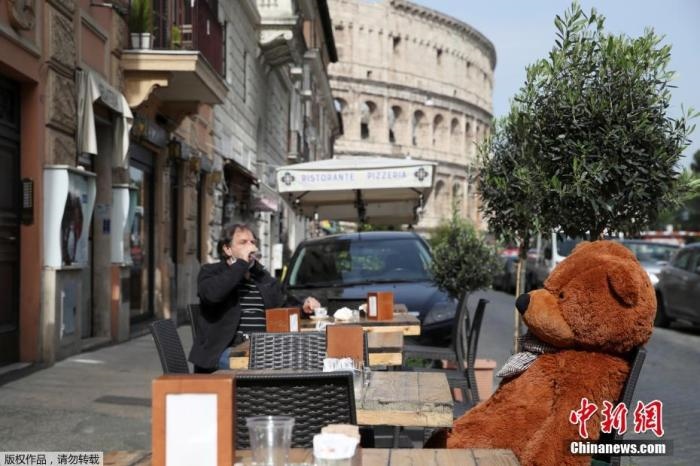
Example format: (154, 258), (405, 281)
(151, 0), (223, 76)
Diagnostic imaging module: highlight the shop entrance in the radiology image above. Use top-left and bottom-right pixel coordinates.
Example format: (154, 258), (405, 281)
(0, 75), (21, 365)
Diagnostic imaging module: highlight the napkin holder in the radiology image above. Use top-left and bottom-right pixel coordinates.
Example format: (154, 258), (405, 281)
(326, 325), (364, 363)
(152, 374), (235, 466)
(265, 307), (301, 332)
(366, 291), (394, 321)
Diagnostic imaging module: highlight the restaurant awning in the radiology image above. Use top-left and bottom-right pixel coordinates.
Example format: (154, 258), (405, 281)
(276, 156), (436, 225)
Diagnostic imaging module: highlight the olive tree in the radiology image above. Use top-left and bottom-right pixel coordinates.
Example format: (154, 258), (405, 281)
(509, 1), (695, 239)
(478, 1), (695, 349)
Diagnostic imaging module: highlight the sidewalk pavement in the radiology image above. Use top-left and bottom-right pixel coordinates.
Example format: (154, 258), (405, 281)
(0, 327), (192, 451)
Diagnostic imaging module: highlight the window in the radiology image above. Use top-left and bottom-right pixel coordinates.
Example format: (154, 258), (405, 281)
(388, 106), (401, 144)
(436, 48), (443, 65)
(360, 101), (376, 140)
(393, 36), (401, 51)
(412, 110), (425, 146)
(288, 238), (432, 287)
(671, 249), (693, 271)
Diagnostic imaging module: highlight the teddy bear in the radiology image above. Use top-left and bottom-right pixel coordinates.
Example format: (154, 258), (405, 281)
(447, 240), (656, 466)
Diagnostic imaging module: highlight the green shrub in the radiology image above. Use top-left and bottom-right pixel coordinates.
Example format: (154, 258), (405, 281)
(429, 214), (500, 300)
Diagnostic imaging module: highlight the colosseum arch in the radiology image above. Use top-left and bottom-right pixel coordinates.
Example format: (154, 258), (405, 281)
(452, 181), (464, 213)
(412, 110), (428, 147)
(450, 117), (462, 154)
(388, 105), (405, 144)
(432, 114), (447, 150)
(432, 179), (447, 219)
(360, 100), (378, 141)
(464, 120), (473, 156)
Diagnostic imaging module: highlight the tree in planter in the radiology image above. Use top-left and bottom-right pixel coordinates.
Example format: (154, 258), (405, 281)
(478, 1), (695, 349)
(429, 212), (500, 318)
(509, 1), (695, 239)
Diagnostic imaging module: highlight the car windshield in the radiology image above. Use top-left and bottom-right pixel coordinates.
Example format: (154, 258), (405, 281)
(621, 242), (678, 263)
(288, 238), (433, 287)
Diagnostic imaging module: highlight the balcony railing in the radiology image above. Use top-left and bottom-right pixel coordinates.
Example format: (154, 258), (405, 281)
(151, 0), (223, 76)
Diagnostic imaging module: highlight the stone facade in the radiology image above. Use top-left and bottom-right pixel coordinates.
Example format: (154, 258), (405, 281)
(212, 0), (340, 274)
(327, 0), (495, 230)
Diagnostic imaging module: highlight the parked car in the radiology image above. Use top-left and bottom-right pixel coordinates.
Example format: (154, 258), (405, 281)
(655, 243), (700, 327)
(493, 252), (518, 294)
(526, 232), (582, 289)
(282, 231), (456, 341)
(616, 239), (679, 287)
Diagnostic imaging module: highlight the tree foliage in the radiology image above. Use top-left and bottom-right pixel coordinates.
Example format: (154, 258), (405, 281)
(429, 214), (500, 300)
(479, 1), (696, 239)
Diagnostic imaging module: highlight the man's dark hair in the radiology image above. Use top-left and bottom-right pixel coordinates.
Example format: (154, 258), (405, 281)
(217, 223), (255, 259)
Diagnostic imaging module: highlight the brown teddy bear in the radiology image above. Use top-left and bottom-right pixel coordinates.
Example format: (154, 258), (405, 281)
(447, 240), (655, 466)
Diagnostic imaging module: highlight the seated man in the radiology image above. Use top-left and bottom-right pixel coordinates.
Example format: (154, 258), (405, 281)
(188, 223), (320, 373)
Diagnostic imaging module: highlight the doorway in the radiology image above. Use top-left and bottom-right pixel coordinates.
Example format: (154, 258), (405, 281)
(0, 75), (21, 365)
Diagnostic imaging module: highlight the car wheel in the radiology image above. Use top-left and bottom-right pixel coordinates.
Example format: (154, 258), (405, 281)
(654, 292), (672, 328)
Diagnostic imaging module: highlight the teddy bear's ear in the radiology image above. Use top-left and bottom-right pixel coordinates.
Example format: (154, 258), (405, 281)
(607, 263), (639, 307)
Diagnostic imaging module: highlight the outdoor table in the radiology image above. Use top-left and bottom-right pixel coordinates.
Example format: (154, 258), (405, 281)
(215, 369), (453, 430)
(357, 371), (453, 428)
(300, 307), (421, 337)
(105, 448), (520, 465)
(228, 331), (404, 369)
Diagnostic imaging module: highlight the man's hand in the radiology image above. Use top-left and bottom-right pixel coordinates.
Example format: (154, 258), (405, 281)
(302, 297), (321, 314)
(233, 243), (258, 263)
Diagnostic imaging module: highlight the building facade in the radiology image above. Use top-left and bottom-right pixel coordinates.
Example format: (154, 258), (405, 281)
(213, 0), (339, 276)
(327, 0), (496, 230)
(0, 0), (337, 367)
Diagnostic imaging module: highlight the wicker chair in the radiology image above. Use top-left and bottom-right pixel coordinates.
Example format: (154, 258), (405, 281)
(234, 371), (356, 448)
(248, 332), (327, 370)
(149, 319), (190, 374)
(592, 347), (647, 466)
(402, 298), (489, 415)
(248, 331), (369, 370)
(186, 303), (200, 342)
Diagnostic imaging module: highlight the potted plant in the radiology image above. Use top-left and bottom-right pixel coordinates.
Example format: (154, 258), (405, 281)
(129, 0), (153, 49)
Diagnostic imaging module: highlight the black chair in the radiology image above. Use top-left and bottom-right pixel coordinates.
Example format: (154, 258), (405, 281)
(402, 298), (489, 415)
(234, 371), (356, 448)
(592, 347), (647, 466)
(149, 319), (190, 374)
(248, 331), (369, 370)
(248, 332), (327, 370)
(186, 303), (200, 342)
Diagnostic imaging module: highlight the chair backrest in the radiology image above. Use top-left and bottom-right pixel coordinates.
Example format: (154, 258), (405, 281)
(592, 347), (647, 466)
(186, 303), (200, 341)
(464, 298), (488, 403)
(248, 332), (327, 370)
(234, 371), (356, 448)
(149, 319), (190, 374)
(452, 293), (471, 358)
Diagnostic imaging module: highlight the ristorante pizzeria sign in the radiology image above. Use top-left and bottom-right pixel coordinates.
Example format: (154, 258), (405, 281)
(278, 165), (433, 192)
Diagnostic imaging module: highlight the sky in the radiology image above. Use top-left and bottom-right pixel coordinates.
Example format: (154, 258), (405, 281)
(410, 0), (700, 167)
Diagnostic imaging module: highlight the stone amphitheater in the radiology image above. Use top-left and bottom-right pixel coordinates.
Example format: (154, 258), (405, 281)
(328, 0), (496, 231)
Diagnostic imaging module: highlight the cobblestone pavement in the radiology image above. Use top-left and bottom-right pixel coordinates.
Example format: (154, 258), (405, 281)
(0, 289), (697, 465)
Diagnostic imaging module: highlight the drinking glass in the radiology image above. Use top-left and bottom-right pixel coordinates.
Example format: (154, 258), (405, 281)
(245, 415), (294, 466)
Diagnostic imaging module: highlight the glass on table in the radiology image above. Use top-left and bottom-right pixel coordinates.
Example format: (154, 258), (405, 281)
(245, 415), (294, 466)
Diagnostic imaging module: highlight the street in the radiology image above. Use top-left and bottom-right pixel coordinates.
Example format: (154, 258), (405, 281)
(0, 289), (698, 465)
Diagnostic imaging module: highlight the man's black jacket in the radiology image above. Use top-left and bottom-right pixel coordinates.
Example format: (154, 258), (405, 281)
(188, 259), (297, 369)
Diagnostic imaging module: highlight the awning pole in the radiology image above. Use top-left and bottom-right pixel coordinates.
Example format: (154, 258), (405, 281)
(354, 190), (366, 224)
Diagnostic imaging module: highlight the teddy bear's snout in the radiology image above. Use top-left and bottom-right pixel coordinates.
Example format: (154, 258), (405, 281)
(515, 293), (530, 315)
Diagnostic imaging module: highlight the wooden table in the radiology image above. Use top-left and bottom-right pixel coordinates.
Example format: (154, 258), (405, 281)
(300, 312), (421, 336)
(358, 371), (453, 428)
(105, 448), (520, 465)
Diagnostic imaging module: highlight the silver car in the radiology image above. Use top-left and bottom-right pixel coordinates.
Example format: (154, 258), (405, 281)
(655, 243), (700, 327)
